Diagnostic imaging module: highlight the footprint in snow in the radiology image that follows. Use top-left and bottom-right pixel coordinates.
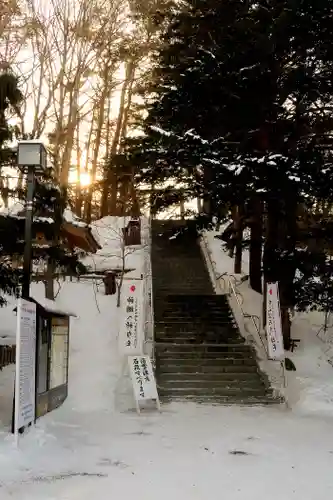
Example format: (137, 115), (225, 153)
(229, 450), (252, 456)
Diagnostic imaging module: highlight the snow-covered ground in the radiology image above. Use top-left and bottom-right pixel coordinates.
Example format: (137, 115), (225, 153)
(0, 225), (333, 498)
(204, 228), (333, 417)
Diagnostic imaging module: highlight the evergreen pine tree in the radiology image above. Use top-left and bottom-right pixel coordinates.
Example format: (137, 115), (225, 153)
(123, 0), (333, 347)
(0, 69), (85, 304)
(0, 69), (23, 305)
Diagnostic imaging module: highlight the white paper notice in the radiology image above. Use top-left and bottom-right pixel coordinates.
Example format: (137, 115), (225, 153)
(15, 299), (37, 432)
(266, 282), (285, 361)
(119, 280), (144, 355)
(128, 356), (159, 401)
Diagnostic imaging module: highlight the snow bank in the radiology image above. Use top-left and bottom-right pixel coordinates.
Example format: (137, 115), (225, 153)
(82, 216), (148, 276)
(0, 300), (17, 345)
(0, 204), (89, 228)
(1, 222), (333, 499)
(204, 223), (249, 279)
(0, 275), (333, 498)
(0, 282), (78, 346)
(203, 229), (333, 417)
(63, 208), (87, 228)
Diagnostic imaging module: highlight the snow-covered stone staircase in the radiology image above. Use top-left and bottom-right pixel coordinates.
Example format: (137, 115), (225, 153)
(151, 220), (276, 405)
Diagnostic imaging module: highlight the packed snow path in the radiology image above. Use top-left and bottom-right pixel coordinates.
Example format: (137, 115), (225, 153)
(0, 281), (333, 499)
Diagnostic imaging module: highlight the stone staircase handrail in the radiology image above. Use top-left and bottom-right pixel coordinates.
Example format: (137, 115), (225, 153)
(200, 232), (269, 358)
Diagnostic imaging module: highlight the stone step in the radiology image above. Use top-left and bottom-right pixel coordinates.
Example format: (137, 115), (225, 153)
(154, 290), (213, 296)
(155, 337), (242, 344)
(155, 318), (237, 324)
(159, 381), (267, 392)
(156, 353), (256, 361)
(153, 281), (211, 288)
(151, 221), (274, 405)
(158, 386), (272, 398)
(155, 318), (236, 325)
(152, 256), (205, 262)
(154, 316), (235, 323)
(161, 294), (228, 300)
(155, 356), (258, 366)
(154, 310), (231, 316)
(155, 342), (250, 351)
(155, 327), (240, 335)
(152, 255), (204, 261)
(155, 333), (241, 342)
(155, 297), (229, 306)
(155, 299), (230, 305)
(154, 254), (199, 258)
(155, 304), (230, 311)
(157, 371), (263, 382)
(154, 327), (241, 337)
(154, 316), (235, 324)
(154, 300), (230, 307)
(155, 317), (235, 325)
(157, 363), (259, 373)
(153, 282), (211, 288)
(159, 394), (280, 406)
(154, 301), (231, 308)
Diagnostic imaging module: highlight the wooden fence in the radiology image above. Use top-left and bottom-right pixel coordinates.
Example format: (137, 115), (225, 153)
(0, 345), (16, 370)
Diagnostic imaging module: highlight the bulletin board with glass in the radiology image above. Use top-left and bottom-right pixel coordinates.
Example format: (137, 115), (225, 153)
(49, 316), (69, 390)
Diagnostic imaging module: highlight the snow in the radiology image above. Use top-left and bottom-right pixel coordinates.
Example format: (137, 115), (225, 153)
(0, 201), (25, 216)
(202, 227), (333, 416)
(183, 129), (208, 144)
(198, 47), (216, 59)
(83, 216), (148, 277)
(150, 125), (172, 136)
(0, 204), (87, 227)
(1, 224), (333, 498)
(30, 294), (77, 318)
(0, 201), (53, 223)
(0, 300), (18, 345)
(63, 209), (87, 228)
(0, 284), (78, 346)
(0, 278), (333, 499)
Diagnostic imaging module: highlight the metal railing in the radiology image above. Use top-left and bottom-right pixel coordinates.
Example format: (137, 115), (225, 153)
(200, 232), (289, 401)
(200, 232), (269, 357)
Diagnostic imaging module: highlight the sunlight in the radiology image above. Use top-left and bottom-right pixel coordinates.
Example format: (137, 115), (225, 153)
(68, 170), (91, 187)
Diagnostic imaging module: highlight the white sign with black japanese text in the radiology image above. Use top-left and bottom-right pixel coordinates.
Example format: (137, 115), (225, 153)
(266, 282), (285, 361)
(128, 356), (159, 403)
(14, 299), (37, 437)
(119, 280), (144, 355)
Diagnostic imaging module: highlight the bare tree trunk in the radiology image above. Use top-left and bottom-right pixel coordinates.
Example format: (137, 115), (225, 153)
(180, 198), (185, 219)
(44, 258), (55, 300)
(103, 61), (134, 216)
(100, 94), (113, 217)
(85, 68), (109, 222)
(116, 239), (126, 307)
(234, 205), (244, 274)
(249, 198), (263, 293)
(228, 206), (237, 258)
(75, 112), (83, 217)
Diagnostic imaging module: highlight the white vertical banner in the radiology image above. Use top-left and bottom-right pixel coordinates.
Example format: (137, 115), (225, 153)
(266, 282), (285, 361)
(14, 299), (37, 443)
(119, 279), (144, 355)
(128, 355), (160, 413)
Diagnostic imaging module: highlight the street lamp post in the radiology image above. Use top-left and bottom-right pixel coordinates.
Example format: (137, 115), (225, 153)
(12, 140), (47, 435)
(17, 140), (47, 299)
